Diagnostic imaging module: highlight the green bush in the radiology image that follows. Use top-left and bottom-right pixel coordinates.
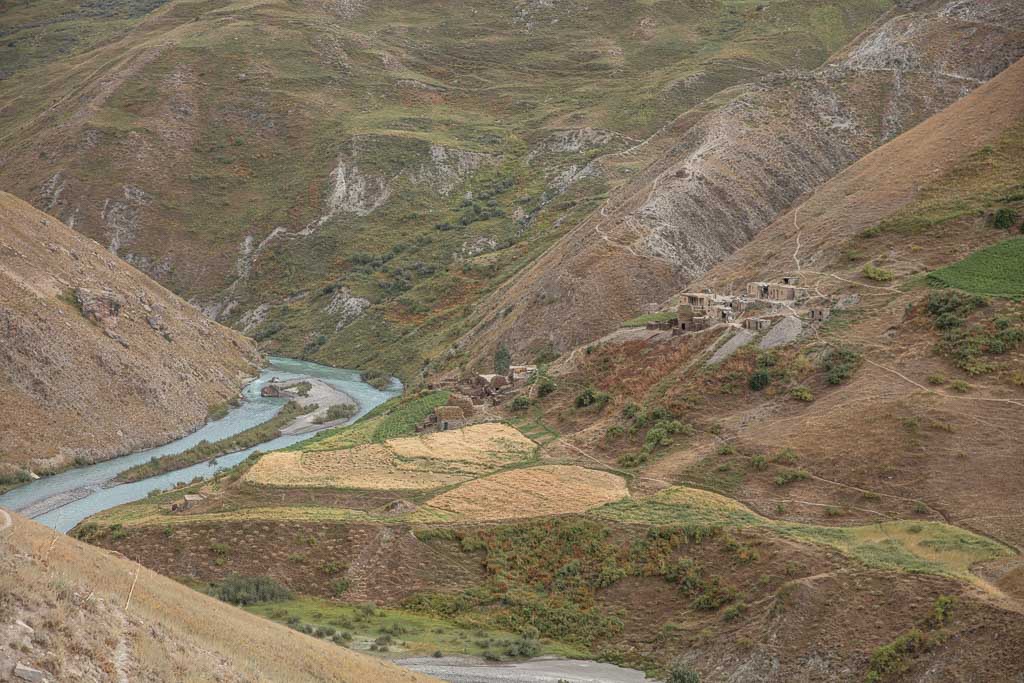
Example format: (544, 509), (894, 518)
(863, 263), (894, 282)
(822, 346), (862, 385)
(536, 375), (556, 397)
(866, 629), (925, 682)
(314, 403), (358, 424)
(748, 370), (771, 391)
(211, 575), (292, 606)
(575, 387), (610, 409)
(510, 395), (532, 411)
(790, 386), (813, 402)
(991, 207), (1019, 230)
(774, 469), (810, 487)
(668, 664), (701, 683)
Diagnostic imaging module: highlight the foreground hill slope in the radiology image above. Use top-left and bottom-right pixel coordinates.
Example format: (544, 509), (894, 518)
(0, 193), (259, 478)
(457, 0), (1024, 366)
(0, 510), (433, 682)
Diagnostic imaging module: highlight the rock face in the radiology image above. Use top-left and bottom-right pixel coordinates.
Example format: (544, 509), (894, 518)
(456, 0), (1024, 365)
(74, 288), (124, 328)
(0, 192), (260, 476)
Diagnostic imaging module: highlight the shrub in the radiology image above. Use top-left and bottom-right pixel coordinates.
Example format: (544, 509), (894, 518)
(822, 346), (862, 385)
(774, 469), (810, 487)
(949, 380), (970, 393)
(863, 263), (894, 282)
(575, 387), (611, 409)
(605, 425), (625, 440)
(504, 636), (540, 658)
(991, 207), (1019, 230)
(510, 395), (531, 411)
(535, 375), (556, 397)
(723, 602), (747, 621)
(748, 370), (771, 391)
(313, 403), (358, 424)
(211, 575), (292, 605)
(930, 595), (955, 627)
(667, 663), (701, 683)
(749, 454), (768, 470)
(926, 375), (946, 386)
(866, 629), (925, 681)
(772, 448), (799, 465)
(790, 386), (813, 402)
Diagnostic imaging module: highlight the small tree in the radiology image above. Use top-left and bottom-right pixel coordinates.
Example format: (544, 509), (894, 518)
(494, 343), (511, 374)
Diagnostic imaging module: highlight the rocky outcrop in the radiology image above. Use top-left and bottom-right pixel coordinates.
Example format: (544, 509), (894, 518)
(323, 287), (370, 330)
(0, 192), (260, 474)
(74, 288), (124, 328)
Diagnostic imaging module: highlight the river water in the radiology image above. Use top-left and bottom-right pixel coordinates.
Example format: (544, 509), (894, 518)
(0, 357), (401, 532)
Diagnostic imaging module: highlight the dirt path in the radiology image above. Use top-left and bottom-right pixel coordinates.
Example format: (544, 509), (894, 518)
(0, 507), (11, 531)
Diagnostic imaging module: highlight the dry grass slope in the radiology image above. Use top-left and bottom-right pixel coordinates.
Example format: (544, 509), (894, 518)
(0, 511), (435, 682)
(0, 192), (259, 477)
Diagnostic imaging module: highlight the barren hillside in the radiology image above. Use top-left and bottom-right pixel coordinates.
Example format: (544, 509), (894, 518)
(457, 0), (1024, 367)
(0, 192), (259, 479)
(0, 510), (434, 682)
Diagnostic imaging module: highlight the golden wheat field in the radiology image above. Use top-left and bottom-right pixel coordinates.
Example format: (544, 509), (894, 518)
(244, 423), (535, 490)
(424, 465), (629, 520)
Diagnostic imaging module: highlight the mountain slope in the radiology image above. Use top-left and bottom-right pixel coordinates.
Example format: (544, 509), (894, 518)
(0, 0), (895, 378)
(0, 192), (259, 480)
(0, 510), (434, 682)
(456, 0), (1024, 367)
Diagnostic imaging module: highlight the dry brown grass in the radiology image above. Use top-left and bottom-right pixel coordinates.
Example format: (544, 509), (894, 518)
(424, 465), (629, 521)
(245, 423), (535, 490)
(0, 512), (436, 682)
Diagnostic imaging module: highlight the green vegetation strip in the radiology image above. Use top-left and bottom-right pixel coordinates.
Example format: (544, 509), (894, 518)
(294, 391), (450, 452)
(115, 401), (316, 483)
(244, 598), (585, 661)
(927, 238), (1024, 299)
(592, 488), (1010, 578)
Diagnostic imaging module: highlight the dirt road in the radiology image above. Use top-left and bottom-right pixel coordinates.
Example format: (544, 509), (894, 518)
(396, 656), (657, 682)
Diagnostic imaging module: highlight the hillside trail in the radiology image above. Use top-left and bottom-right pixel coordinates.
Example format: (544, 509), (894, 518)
(789, 192), (1024, 411)
(0, 507), (11, 532)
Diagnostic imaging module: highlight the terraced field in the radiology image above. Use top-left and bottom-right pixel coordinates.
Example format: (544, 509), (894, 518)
(928, 237), (1024, 298)
(425, 465), (629, 521)
(246, 423), (536, 489)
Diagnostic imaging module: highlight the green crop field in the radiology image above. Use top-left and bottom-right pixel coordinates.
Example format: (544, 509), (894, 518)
(928, 238), (1024, 298)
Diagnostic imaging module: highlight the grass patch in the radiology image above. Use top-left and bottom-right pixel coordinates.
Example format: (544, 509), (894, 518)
(927, 238), (1024, 299)
(246, 598), (585, 660)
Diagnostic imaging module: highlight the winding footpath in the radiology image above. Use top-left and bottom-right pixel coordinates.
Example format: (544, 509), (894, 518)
(0, 506), (11, 532)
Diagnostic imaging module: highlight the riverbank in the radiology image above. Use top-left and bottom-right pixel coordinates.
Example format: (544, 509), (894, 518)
(0, 358), (401, 533)
(113, 401), (318, 484)
(278, 378), (360, 435)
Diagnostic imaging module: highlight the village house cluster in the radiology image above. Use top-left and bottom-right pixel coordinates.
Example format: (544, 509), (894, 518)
(646, 276), (833, 336)
(422, 364), (538, 432)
